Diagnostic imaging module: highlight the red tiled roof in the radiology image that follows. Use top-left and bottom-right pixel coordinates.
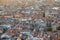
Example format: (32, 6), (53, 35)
(5, 28), (20, 35)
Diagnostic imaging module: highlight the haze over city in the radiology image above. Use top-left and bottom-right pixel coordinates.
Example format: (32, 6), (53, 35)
(0, 0), (60, 40)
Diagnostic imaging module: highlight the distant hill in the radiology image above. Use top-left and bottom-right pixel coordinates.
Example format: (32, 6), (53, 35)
(0, 0), (19, 5)
(0, 0), (40, 7)
(0, 0), (39, 5)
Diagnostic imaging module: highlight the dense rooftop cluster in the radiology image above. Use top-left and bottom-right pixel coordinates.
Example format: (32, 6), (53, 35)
(0, 0), (60, 40)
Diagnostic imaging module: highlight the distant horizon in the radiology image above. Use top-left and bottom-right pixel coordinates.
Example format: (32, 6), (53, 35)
(0, 0), (60, 5)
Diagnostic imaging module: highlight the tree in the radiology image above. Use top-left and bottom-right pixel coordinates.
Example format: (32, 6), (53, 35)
(47, 27), (52, 32)
(3, 28), (7, 33)
(57, 26), (60, 30)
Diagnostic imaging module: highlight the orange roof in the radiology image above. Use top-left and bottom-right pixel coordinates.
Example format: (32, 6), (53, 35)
(14, 13), (24, 18)
(57, 38), (60, 40)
